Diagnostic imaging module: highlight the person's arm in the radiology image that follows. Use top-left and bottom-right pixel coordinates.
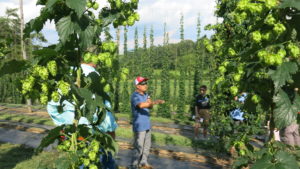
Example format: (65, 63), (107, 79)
(137, 99), (165, 109)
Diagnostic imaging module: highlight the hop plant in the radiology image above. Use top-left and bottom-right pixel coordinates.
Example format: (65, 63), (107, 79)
(218, 66), (226, 74)
(206, 44), (214, 53)
(103, 84), (111, 92)
(273, 23), (286, 35)
(51, 91), (60, 102)
(287, 43), (300, 58)
(251, 31), (262, 43)
(102, 42), (116, 53)
(265, 0), (278, 9)
(57, 80), (70, 96)
(230, 86), (238, 95)
(40, 94), (48, 105)
(39, 67), (49, 80)
(21, 76), (35, 94)
(228, 48), (236, 56)
(265, 14), (276, 26)
(47, 60), (57, 76)
(41, 83), (49, 94)
(83, 52), (92, 63)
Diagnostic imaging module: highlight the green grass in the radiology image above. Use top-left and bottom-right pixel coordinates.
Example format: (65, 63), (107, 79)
(116, 127), (193, 147)
(0, 113), (54, 126)
(0, 142), (34, 169)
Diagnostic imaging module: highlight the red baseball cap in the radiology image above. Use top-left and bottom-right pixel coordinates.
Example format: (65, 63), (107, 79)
(134, 76), (149, 85)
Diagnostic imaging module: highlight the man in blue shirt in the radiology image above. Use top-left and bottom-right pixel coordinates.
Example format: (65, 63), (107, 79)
(130, 76), (165, 169)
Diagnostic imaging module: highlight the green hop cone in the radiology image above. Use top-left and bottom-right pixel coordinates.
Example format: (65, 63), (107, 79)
(251, 94), (260, 103)
(103, 84), (111, 92)
(215, 76), (225, 85)
(51, 91), (60, 102)
(39, 67), (49, 80)
(273, 23), (286, 35)
(265, 14), (276, 26)
(218, 66), (226, 74)
(57, 80), (70, 96)
(105, 58), (112, 68)
(88, 152), (97, 161)
(40, 94), (48, 105)
(228, 48), (236, 56)
(98, 52), (110, 62)
(47, 60), (57, 76)
(92, 2), (99, 10)
(32, 65), (42, 77)
(133, 13), (140, 21)
(251, 31), (262, 43)
(41, 83), (49, 94)
(262, 32), (272, 41)
(116, 0), (122, 8)
(89, 164), (98, 169)
(233, 74), (241, 82)
(265, 0), (278, 9)
(127, 16), (135, 26)
(206, 44), (214, 53)
(230, 86), (238, 95)
(287, 43), (300, 58)
(92, 143), (99, 152)
(277, 48), (286, 58)
(214, 40), (223, 49)
(91, 54), (99, 65)
(102, 42), (116, 53)
(83, 159), (90, 166)
(84, 52), (92, 63)
(22, 76), (35, 93)
(87, 2), (93, 8)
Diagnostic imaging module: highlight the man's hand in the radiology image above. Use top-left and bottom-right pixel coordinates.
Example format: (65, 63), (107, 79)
(153, 99), (165, 104)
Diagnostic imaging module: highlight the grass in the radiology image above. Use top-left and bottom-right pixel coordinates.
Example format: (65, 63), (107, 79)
(117, 127), (195, 148)
(0, 113), (54, 126)
(0, 142), (34, 169)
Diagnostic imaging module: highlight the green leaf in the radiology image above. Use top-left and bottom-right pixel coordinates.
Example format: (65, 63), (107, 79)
(268, 62), (298, 92)
(279, 0), (300, 10)
(66, 0), (86, 17)
(46, 0), (58, 9)
(0, 59), (29, 77)
(79, 25), (95, 50)
(274, 89), (298, 129)
(274, 151), (299, 169)
(36, 125), (64, 153)
(251, 154), (274, 169)
(56, 16), (75, 44)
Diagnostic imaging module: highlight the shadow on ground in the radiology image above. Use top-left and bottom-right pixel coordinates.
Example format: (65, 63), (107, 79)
(0, 142), (35, 169)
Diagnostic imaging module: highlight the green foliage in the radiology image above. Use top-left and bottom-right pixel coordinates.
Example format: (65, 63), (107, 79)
(16, 0), (140, 168)
(206, 0), (300, 167)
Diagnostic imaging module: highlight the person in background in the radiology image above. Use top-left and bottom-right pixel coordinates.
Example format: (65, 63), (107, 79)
(47, 62), (118, 169)
(129, 76), (165, 169)
(194, 85), (211, 139)
(281, 88), (300, 146)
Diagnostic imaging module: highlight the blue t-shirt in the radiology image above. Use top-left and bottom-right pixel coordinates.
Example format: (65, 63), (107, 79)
(131, 92), (151, 132)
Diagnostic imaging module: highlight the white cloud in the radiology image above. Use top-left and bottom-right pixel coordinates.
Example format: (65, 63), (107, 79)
(0, 0), (217, 46)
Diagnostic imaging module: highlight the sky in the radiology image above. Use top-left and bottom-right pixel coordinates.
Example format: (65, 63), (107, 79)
(0, 0), (217, 52)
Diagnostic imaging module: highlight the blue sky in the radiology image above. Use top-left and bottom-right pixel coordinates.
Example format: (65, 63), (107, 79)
(0, 0), (217, 52)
